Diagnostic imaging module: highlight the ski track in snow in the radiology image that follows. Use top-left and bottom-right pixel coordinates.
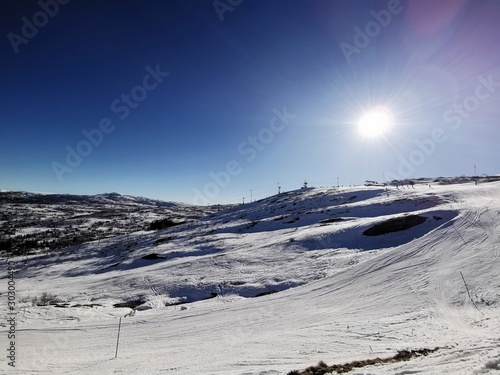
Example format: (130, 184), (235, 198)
(1, 181), (500, 374)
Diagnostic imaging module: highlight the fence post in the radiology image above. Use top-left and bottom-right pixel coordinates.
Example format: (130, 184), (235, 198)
(115, 317), (122, 358)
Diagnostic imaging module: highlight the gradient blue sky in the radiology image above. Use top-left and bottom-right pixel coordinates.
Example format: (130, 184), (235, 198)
(1, 0), (499, 204)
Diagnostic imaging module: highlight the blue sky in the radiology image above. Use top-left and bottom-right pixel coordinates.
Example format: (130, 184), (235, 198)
(1, 0), (499, 204)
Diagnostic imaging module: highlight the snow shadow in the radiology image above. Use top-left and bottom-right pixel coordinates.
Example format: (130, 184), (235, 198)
(213, 191), (444, 235)
(295, 210), (459, 251)
(161, 280), (304, 305)
(93, 246), (224, 274)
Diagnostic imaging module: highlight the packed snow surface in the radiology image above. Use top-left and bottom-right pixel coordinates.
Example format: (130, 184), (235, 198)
(1, 182), (500, 374)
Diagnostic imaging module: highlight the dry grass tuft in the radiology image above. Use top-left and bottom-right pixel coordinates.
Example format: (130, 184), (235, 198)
(287, 347), (440, 375)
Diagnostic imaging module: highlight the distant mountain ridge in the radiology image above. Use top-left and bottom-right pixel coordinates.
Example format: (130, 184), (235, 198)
(0, 190), (179, 207)
(0, 190), (225, 255)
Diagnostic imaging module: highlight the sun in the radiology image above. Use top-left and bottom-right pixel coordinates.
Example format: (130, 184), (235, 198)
(357, 107), (393, 137)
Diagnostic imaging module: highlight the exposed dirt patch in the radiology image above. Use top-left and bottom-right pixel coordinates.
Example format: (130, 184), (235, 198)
(141, 253), (161, 260)
(71, 303), (102, 308)
(113, 299), (146, 308)
(318, 218), (347, 225)
(53, 303), (70, 308)
(363, 215), (427, 236)
(287, 347), (440, 374)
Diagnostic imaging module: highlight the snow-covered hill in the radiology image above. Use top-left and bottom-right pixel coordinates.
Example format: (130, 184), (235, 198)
(0, 191), (222, 255)
(1, 181), (500, 374)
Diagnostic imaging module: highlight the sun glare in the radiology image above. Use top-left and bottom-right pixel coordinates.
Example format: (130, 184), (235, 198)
(357, 107), (393, 137)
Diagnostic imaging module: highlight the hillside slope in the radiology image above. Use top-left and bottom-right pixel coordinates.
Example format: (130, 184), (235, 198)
(0, 191), (220, 255)
(1, 182), (499, 374)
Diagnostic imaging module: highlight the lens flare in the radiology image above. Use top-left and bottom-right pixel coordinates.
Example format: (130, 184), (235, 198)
(357, 107), (393, 137)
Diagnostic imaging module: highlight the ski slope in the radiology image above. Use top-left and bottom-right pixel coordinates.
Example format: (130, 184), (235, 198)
(2, 181), (500, 374)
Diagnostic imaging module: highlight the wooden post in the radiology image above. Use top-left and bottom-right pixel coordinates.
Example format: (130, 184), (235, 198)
(460, 271), (483, 315)
(115, 317), (122, 358)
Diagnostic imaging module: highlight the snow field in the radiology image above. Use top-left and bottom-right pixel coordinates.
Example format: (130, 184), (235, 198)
(1, 182), (500, 374)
